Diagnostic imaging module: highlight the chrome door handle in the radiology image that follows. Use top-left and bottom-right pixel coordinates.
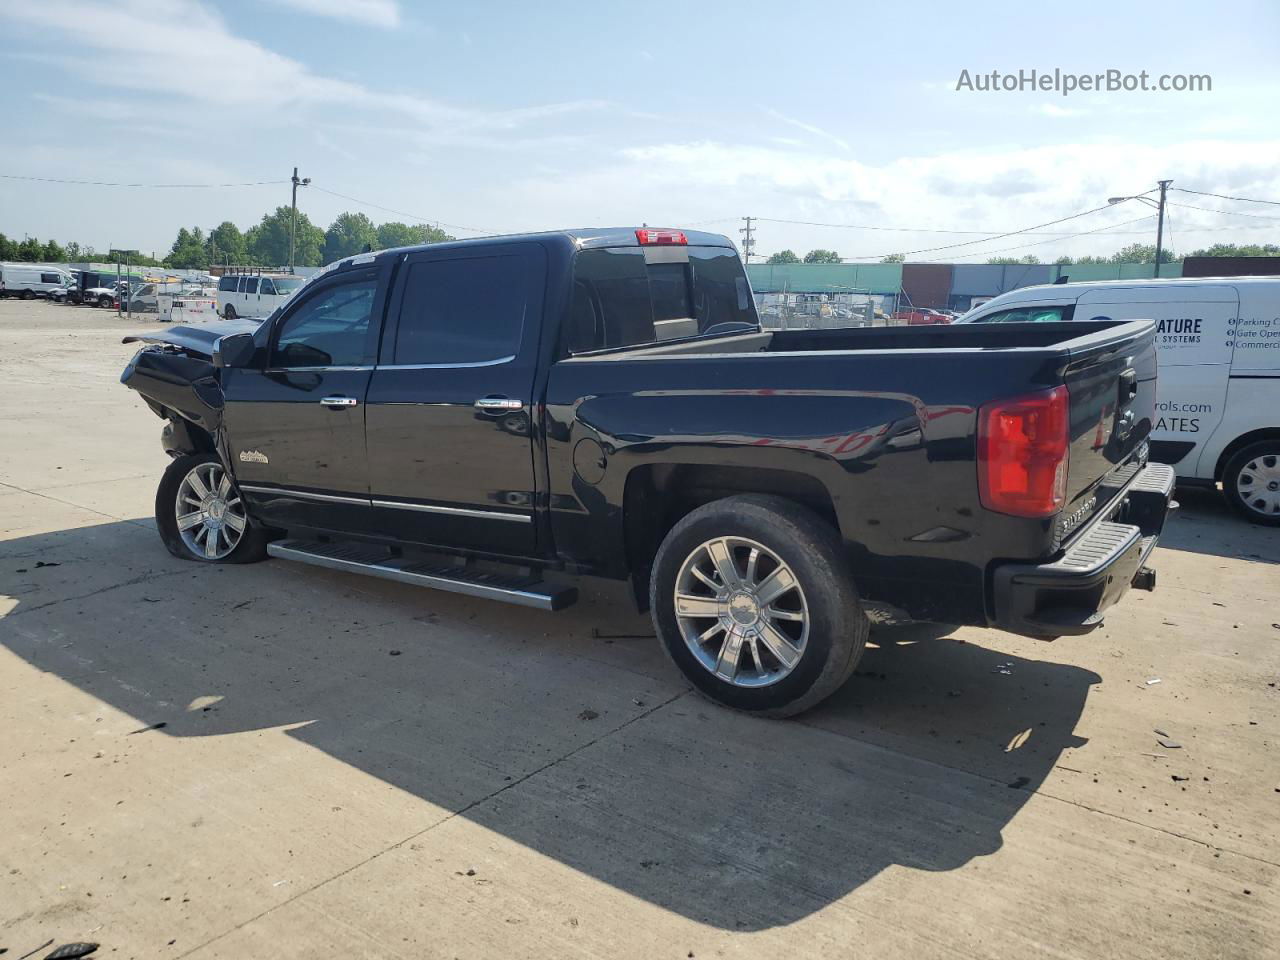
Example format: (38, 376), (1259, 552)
(320, 396), (359, 408)
(474, 397), (523, 413)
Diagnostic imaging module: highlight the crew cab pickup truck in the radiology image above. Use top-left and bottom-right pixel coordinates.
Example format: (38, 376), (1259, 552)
(120, 227), (1174, 716)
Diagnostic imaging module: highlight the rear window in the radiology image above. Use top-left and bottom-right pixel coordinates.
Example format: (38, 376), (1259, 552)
(566, 245), (757, 354)
(218, 276), (237, 292)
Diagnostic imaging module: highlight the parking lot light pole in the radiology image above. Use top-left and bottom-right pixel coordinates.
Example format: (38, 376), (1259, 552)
(1107, 180), (1172, 277)
(289, 167), (311, 275)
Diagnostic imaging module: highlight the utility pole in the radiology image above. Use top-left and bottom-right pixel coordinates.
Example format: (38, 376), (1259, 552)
(1153, 179), (1172, 278)
(739, 216), (756, 264)
(289, 166), (311, 274)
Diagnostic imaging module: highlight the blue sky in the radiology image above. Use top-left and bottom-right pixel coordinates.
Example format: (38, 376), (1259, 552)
(1, 0), (1277, 262)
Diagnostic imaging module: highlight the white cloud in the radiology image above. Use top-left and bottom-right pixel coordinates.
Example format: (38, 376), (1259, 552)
(763, 108), (850, 153)
(264, 0), (399, 28)
(0, 0), (603, 131)
(1038, 104), (1088, 118)
(500, 138), (1280, 261)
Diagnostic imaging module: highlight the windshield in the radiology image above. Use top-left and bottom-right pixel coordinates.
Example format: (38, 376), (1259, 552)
(272, 277), (305, 295)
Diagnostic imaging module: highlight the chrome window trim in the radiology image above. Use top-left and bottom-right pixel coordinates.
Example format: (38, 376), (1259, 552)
(370, 499), (532, 523)
(239, 485), (371, 506)
(375, 355), (516, 370)
(261, 365), (375, 373)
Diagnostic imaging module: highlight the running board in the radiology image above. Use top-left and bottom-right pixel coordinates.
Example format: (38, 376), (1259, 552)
(266, 539), (577, 611)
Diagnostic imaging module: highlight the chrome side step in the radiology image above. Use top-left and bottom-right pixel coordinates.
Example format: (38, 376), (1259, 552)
(266, 539), (577, 611)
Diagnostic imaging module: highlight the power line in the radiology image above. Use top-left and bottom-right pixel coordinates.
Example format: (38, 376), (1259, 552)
(923, 215), (1157, 263)
(755, 215), (1137, 238)
(309, 185), (494, 235)
(1172, 187), (1280, 207)
(1166, 200), (1280, 222)
(838, 200), (1135, 261)
(0, 173), (286, 188)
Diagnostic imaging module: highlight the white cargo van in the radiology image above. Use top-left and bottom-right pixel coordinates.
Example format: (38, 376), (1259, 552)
(0, 263), (75, 299)
(216, 272), (305, 319)
(959, 277), (1280, 525)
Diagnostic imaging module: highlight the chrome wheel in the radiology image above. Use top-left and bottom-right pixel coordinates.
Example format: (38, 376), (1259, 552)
(175, 461), (246, 560)
(673, 536), (809, 688)
(1236, 453), (1280, 517)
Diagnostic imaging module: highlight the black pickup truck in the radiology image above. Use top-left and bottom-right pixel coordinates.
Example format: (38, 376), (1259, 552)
(121, 227), (1174, 716)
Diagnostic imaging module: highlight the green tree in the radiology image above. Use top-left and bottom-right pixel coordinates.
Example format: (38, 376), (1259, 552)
(166, 226), (209, 269)
(16, 236), (42, 261)
(803, 249), (841, 263)
(373, 221), (454, 249)
(1073, 255), (1111, 265)
(206, 221), (248, 266)
(1186, 242), (1280, 258)
(1054, 255), (1074, 265)
(323, 212), (378, 264)
(64, 241), (82, 262)
(766, 249), (800, 265)
(1108, 242), (1177, 265)
(246, 206), (324, 268)
(880, 253), (905, 263)
(0, 233), (14, 260)
(986, 255), (1041, 265)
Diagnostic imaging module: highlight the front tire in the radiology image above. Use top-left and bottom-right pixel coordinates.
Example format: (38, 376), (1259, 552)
(97, 294), (112, 307)
(156, 453), (267, 562)
(650, 495), (867, 717)
(1222, 442), (1280, 526)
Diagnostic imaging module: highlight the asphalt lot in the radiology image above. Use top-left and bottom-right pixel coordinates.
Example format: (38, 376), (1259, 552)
(1, 298), (1277, 959)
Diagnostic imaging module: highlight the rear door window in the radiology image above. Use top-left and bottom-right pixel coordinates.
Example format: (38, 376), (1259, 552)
(218, 276), (237, 292)
(392, 254), (528, 365)
(243, 278), (259, 295)
(567, 245), (757, 354)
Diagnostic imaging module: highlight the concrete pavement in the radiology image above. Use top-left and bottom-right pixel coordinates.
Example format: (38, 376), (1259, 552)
(1, 300), (1276, 959)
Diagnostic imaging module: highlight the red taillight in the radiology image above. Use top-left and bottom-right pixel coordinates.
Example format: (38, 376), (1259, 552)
(635, 228), (687, 245)
(977, 385), (1070, 517)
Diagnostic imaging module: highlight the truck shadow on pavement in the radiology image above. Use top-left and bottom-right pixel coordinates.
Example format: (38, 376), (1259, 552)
(1, 521), (1099, 931)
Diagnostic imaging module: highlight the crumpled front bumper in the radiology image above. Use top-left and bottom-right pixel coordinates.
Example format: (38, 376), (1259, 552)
(991, 462), (1176, 637)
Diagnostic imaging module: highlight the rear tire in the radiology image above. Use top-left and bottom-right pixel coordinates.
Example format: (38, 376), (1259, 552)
(650, 494), (867, 718)
(156, 453), (268, 563)
(224, 304), (237, 320)
(1222, 441), (1280, 526)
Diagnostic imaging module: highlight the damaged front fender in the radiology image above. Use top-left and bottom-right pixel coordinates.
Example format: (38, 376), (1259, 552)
(121, 347), (225, 435)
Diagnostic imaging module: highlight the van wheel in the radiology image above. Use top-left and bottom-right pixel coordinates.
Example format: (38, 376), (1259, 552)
(224, 304), (237, 320)
(1222, 442), (1280, 526)
(156, 453), (268, 563)
(650, 494), (867, 718)
(20, 289), (33, 300)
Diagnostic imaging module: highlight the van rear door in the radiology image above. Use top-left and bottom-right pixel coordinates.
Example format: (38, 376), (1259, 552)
(1075, 284), (1239, 475)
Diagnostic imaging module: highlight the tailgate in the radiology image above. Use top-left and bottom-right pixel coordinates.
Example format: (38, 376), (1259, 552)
(1059, 321), (1157, 535)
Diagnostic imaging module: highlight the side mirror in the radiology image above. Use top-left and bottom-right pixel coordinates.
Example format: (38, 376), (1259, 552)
(212, 332), (256, 369)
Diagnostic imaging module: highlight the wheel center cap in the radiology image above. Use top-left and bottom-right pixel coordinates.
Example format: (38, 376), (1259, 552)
(728, 591), (760, 626)
(207, 499), (226, 521)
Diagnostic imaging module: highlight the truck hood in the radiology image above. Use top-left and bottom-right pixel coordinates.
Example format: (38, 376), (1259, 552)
(122, 318), (262, 358)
